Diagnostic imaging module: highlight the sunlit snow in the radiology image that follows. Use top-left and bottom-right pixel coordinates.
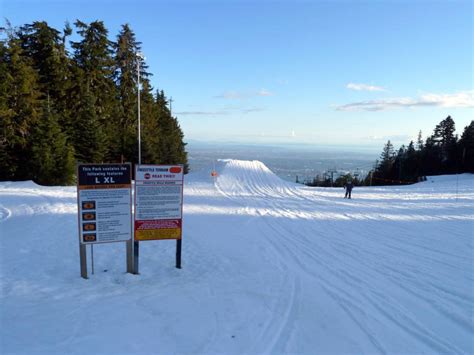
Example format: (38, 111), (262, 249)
(0, 160), (473, 354)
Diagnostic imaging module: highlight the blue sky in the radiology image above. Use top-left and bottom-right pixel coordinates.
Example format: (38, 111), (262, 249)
(3, 0), (473, 148)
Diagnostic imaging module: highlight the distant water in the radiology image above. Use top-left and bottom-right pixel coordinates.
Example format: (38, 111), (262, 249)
(187, 142), (378, 183)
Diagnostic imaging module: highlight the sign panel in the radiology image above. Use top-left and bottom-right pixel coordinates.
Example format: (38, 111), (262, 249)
(134, 165), (184, 241)
(77, 164), (132, 244)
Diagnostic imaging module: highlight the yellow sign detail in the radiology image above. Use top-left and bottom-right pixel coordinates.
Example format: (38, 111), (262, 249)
(136, 228), (181, 241)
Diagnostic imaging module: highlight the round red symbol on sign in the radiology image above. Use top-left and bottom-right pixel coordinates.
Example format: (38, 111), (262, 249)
(169, 167), (182, 173)
(144, 173), (151, 179)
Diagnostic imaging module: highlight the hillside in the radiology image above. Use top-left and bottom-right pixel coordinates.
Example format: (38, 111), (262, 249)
(1, 160), (473, 354)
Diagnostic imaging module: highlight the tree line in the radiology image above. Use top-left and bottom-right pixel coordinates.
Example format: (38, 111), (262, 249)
(305, 116), (473, 187)
(0, 20), (188, 185)
(368, 116), (473, 186)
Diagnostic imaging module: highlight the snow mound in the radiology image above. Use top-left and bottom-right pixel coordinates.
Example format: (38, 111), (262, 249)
(215, 159), (294, 197)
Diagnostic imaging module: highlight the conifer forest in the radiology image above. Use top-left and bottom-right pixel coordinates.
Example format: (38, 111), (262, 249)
(0, 20), (188, 185)
(368, 116), (474, 186)
(306, 116), (474, 187)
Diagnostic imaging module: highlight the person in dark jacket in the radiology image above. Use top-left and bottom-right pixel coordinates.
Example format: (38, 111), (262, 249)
(344, 180), (354, 199)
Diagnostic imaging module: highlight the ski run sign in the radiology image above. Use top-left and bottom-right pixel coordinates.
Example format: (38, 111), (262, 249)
(76, 163), (184, 278)
(77, 164), (133, 244)
(134, 165), (184, 241)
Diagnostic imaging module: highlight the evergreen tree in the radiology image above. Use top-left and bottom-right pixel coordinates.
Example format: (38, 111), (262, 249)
(404, 140), (418, 181)
(416, 130), (424, 150)
(140, 79), (161, 164)
(73, 88), (107, 163)
(0, 29), (42, 180)
(71, 20), (118, 161)
(17, 21), (72, 129)
(459, 121), (474, 173)
(169, 116), (189, 173)
(156, 90), (188, 172)
(392, 145), (407, 183)
(113, 24), (149, 163)
(373, 140), (395, 184)
(31, 103), (75, 185)
(431, 116), (457, 173)
(419, 136), (440, 176)
(433, 116), (456, 147)
(0, 37), (11, 179)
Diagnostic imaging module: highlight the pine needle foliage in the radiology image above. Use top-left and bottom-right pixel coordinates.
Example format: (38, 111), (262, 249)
(1, 20), (188, 185)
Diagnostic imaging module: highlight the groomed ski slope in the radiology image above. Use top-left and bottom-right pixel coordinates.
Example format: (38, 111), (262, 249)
(1, 159), (473, 354)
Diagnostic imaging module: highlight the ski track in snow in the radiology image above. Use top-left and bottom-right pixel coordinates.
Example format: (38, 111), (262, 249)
(0, 205), (11, 222)
(0, 161), (473, 354)
(213, 160), (473, 354)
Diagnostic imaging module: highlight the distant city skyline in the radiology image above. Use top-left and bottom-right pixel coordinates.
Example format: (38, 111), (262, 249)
(3, 0), (473, 147)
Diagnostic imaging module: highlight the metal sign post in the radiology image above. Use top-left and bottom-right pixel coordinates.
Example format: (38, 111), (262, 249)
(91, 244), (95, 275)
(133, 240), (140, 274)
(176, 239), (182, 269)
(79, 244), (87, 279)
(127, 239), (134, 274)
(134, 51), (143, 275)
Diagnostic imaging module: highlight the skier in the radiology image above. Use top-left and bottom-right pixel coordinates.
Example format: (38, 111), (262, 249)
(344, 180), (354, 199)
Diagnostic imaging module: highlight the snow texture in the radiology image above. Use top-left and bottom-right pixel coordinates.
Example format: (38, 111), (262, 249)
(0, 160), (473, 354)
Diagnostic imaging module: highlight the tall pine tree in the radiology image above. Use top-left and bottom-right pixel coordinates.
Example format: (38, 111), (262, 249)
(0, 29), (42, 180)
(459, 121), (474, 173)
(156, 90), (188, 172)
(31, 102), (75, 185)
(431, 116), (457, 173)
(140, 79), (161, 164)
(73, 88), (107, 163)
(17, 21), (72, 129)
(114, 24), (149, 163)
(71, 20), (117, 162)
(373, 140), (395, 184)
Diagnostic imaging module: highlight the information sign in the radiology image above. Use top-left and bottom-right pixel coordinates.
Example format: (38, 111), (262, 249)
(134, 165), (184, 241)
(77, 164), (132, 244)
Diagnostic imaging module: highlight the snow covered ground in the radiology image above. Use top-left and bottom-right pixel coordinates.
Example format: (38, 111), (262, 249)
(1, 159), (473, 354)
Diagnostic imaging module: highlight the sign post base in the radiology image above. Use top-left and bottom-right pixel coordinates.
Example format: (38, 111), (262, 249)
(126, 239), (134, 274)
(176, 239), (182, 269)
(133, 241), (140, 274)
(80, 244), (88, 279)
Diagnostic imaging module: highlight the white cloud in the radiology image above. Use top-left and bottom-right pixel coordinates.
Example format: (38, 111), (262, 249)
(214, 91), (244, 99)
(176, 106), (265, 117)
(175, 110), (229, 116)
(336, 90), (474, 112)
(242, 107), (265, 114)
(366, 134), (412, 142)
(257, 88), (273, 97)
(214, 89), (274, 99)
(346, 83), (386, 92)
(418, 91), (474, 108)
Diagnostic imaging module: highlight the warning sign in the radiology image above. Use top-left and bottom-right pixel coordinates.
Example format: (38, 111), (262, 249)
(77, 164), (132, 244)
(135, 219), (182, 240)
(134, 165), (184, 241)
